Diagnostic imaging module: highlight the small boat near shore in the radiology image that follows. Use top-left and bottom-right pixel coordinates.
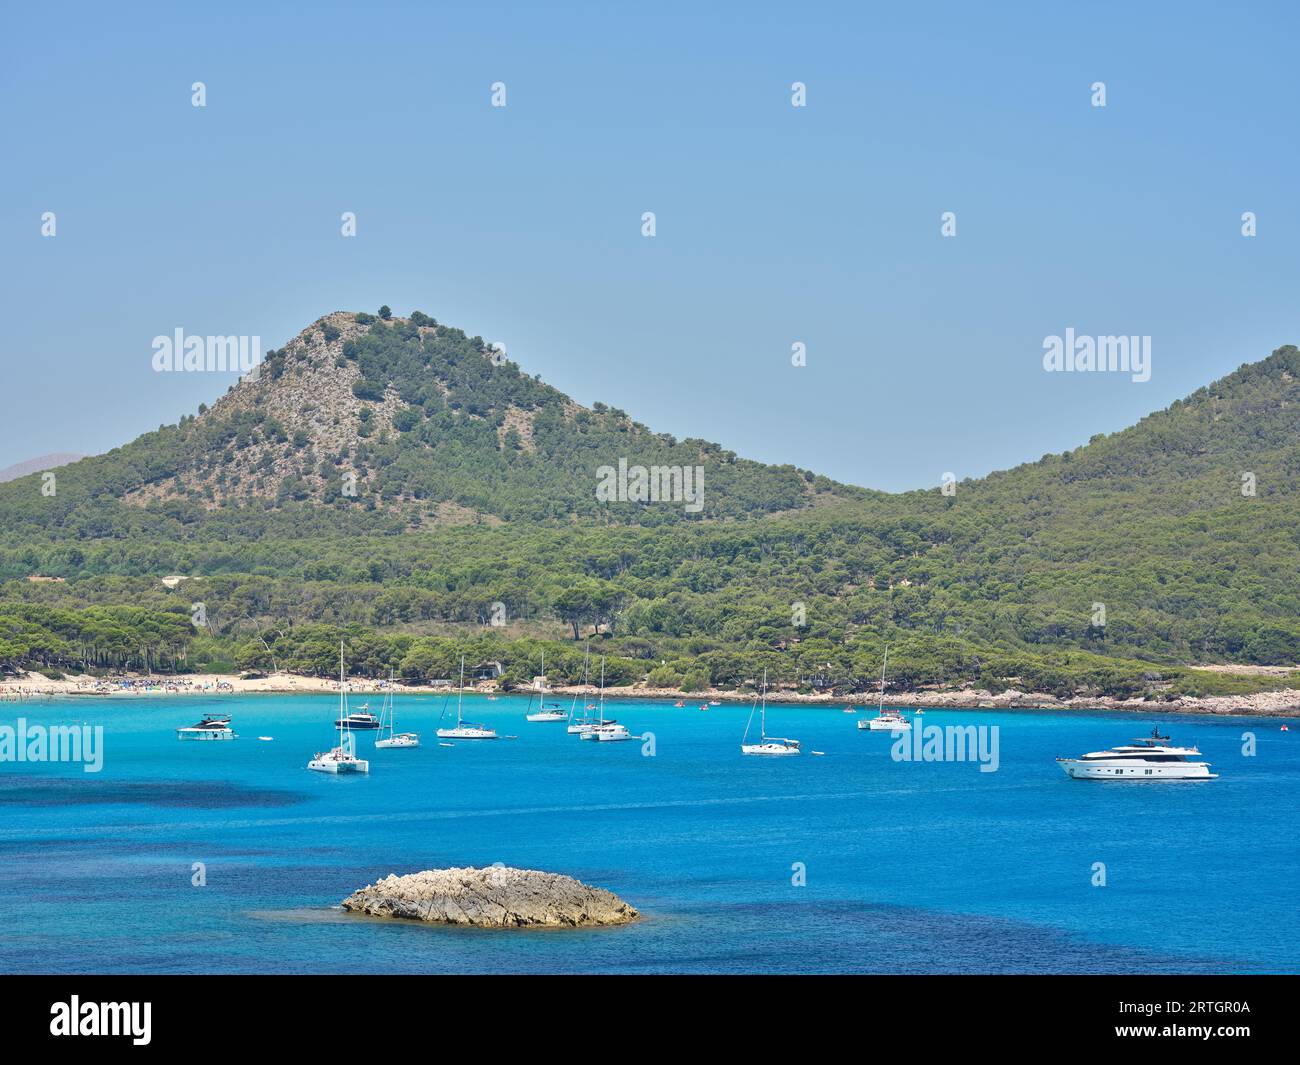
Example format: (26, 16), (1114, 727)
(1057, 728), (1216, 780)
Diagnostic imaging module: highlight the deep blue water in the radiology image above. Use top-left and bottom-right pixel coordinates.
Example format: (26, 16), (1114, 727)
(0, 694), (1296, 974)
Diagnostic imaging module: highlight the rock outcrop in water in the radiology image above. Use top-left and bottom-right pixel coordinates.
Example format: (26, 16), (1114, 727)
(341, 866), (639, 927)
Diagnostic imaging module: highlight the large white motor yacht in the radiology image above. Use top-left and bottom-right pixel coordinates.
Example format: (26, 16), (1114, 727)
(1057, 728), (1216, 780)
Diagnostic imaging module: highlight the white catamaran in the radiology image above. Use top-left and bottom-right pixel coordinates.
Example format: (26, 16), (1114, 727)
(374, 669), (419, 748)
(580, 656), (633, 741)
(308, 641), (371, 774)
(525, 652), (568, 722)
(437, 656), (498, 740)
(860, 645), (910, 732)
(741, 669), (800, 756)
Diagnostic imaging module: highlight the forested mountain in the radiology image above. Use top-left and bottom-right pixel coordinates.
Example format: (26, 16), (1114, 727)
(0, 308), (1296, 699)
(0, 310), (855, 539)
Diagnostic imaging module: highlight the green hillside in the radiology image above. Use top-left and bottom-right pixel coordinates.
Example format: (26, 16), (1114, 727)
(1, 309), (1296, 699)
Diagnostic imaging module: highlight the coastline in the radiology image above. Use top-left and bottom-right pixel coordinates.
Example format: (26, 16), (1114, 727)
(2, 669), (1296, 717)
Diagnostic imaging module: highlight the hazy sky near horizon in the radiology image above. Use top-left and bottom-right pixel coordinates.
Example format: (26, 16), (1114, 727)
(2, 1), (1297, 491)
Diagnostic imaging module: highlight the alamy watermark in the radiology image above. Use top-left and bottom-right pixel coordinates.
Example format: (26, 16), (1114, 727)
(50, 997), (150, 1045)
(0, 718), (103, 773)
(891, 722), (1000, 773)
(596, 458), (704, 513)
(1042, 328), (1150, 383)
(152, 329), (262, 374)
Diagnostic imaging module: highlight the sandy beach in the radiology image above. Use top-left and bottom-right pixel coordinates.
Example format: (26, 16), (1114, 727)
(1, 669), (1297, 717)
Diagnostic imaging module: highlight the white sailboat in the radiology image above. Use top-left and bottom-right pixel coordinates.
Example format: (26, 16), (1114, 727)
(860, 645), (910, 731)
(308, 640), (371, 773)
(437, 656), (498, 740)
(525, 652), (568, 722)
(374, 668), (419, 748)
(741, 669), (800, 756)
(567, 644), (601, 734)
(580, 657), (633, 741)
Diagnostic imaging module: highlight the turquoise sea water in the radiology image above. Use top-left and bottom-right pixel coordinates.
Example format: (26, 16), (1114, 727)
(0, 694), (1296, 974)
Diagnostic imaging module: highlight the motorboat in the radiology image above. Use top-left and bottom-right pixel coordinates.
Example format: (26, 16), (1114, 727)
(1057, 728), (1216, 780)
(335, 708), (381, 730)
(176, 714), (236, 740)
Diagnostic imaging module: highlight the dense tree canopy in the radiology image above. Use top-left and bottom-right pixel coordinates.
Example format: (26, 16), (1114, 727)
(0, 312), (1295, 700)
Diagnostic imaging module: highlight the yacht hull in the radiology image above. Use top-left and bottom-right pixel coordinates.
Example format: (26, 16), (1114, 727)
(436, 728), (497, 740)
(741, 743), (800, 756)
(583, 726), (633, 741)
(308, 757), (370, 774)
(374, 735), (420, 749)
(1057, 759), (1215, 780)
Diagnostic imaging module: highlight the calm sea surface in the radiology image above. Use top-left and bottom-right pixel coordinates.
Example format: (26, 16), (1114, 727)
(0, 694), (1295, 974)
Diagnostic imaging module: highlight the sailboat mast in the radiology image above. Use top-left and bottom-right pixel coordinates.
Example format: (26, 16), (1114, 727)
(878, 645), (889, 715)
(569, 642), (589, 720)
(599, 657), (606, 725)
(760, 667), (767, 741)
(339, 638), (349, 749)
(457, 655), (465, 727)
(385, 667), (394, 737)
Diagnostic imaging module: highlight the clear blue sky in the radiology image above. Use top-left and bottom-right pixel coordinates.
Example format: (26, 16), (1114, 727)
(2, 1), (1297, 491)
